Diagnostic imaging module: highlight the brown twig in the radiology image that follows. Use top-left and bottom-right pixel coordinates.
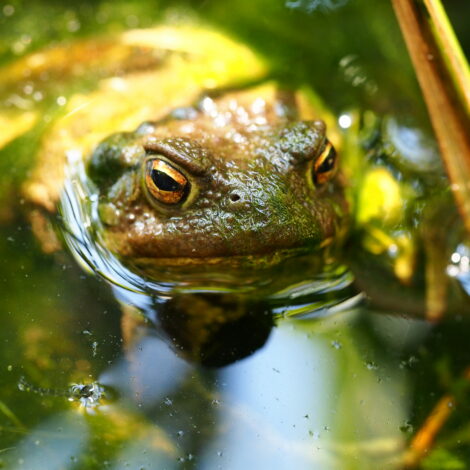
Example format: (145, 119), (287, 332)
(403, 366), (470, 468)
(404, 393), (454, 467)
(391, 0), (470, 234)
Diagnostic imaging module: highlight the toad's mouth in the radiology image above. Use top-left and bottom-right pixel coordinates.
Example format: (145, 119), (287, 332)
(115, 240), (340, 293)
(124, 239), (335, 272)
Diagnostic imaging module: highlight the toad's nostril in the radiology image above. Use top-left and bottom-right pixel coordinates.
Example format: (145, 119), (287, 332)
(229, 193), (241, 202)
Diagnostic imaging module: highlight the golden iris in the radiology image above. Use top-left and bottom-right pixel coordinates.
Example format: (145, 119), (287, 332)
(313, 141), (337, 186)
(145, 158), (189, 205)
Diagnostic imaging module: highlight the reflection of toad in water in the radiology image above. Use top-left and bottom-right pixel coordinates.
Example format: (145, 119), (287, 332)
(151, 292), (274, 367)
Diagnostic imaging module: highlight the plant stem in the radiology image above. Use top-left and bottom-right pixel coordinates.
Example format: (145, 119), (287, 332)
(391, 0), (470, 233)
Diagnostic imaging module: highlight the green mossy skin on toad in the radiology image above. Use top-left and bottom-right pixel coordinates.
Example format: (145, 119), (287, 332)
(87, 133), (143, 189)
(87, 87), (345, 268)
(0, 25), (346, 278)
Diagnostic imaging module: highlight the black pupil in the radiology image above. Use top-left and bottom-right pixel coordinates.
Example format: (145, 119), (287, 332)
(317, 147), (336, 173)
(151, 169), (182, 192)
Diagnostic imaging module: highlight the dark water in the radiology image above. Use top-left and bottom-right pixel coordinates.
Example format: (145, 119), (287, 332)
(1, 1), (470, 469)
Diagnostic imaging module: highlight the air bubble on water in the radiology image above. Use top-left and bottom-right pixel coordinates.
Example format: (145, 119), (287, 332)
(448, 245), (470, 275)
(338, 113), (352, 129)
(447, 244), (470, 295)
(69, 382), (105, 409)
(399, 421), (413, 434)
(366, 361), (378, 371)
(164, 397), (173, 406)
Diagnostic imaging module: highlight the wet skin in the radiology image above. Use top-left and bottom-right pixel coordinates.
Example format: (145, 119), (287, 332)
(88, 86), (346, 272)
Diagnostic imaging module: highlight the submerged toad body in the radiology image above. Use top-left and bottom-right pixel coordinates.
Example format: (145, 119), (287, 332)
(88, 86), (344, 272)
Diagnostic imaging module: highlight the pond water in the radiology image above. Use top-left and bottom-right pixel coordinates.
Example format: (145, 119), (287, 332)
(1, 1), (470, 469)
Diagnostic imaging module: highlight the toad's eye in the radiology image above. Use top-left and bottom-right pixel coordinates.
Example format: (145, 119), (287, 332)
(313, 141), (337, 185)
(145, 158), (189, 205)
